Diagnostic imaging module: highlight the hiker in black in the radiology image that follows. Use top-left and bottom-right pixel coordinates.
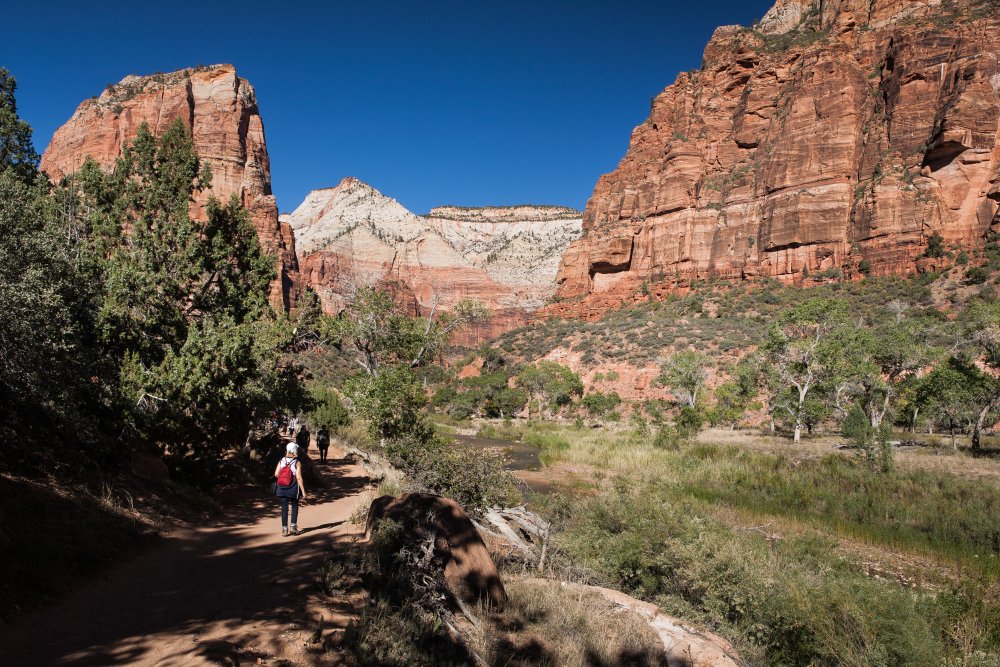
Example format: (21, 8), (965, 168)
(295, 425), (310, 456)
(274, 442), (307, 536)
(316, 427), (330, 462)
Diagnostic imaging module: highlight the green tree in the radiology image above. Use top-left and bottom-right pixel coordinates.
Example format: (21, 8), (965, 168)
(924, 231), (946, 259)
(516, 361), (583, 418)
(916, 358), (987, 450)
(710, 355), (764, 428)
(328, 285), (485, 442)
(658, 350), (709, 408)
(765, 298), (849, 443)
(0, 69), (113, 462)
(963, 302), (1000, 449)
(346, 364), (434, 445)
(69, 120), (303, 459)
(306, 385), (350, 432)
(581, 391), (622, 417)
(0, 68), (39, 183)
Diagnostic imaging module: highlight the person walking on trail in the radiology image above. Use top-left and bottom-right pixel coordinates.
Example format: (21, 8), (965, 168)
(274, 443), (307, 537)
(316, 426), (330, 462)
(295, 424), (310, 455)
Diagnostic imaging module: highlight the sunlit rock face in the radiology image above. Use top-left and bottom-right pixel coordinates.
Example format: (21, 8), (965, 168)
(553, 0), (1000, 318)
(40, 64), (300, 310)
(284, 177), (582, 343)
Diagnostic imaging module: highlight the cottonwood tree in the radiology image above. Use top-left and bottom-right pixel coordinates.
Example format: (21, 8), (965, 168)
(329, 286), (486, 379)
(765, 298), (849, 443)
(516, 361), (583, 419)
(916, 357), (988, 449)
(963, 302), (1000, 450)
(327, 285), (486, 442)
(658, 350), (710, 409)
(710, 354), (765, 428)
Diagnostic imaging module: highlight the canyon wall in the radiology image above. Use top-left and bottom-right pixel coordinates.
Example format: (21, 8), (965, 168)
(284, 178), (582, 343)
(40, 65), (300, 310)
(554, 0), (1000, 317)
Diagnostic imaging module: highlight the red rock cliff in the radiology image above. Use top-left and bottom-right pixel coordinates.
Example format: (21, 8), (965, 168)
(40, 64), (300, 310)
(555, 0), (1000, 315)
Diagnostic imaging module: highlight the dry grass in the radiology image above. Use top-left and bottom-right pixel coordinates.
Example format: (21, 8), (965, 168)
(696, 427), (1000, 488)
(470, 576), (665, 666)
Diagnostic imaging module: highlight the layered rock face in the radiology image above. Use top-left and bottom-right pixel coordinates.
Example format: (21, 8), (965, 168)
(284, 178), (582, 342)
(40, 65), (300, 310)
(555, 0), (1000, 315)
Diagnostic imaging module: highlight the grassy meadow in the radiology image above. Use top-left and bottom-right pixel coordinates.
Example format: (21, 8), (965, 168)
(468, 419), (1000, 665)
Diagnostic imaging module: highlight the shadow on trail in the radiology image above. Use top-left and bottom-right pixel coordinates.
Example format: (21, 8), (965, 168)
(214, 455), (369, 529)
(0, 454), (370, 667)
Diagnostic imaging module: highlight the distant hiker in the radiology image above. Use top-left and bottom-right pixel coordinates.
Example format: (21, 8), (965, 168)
(316, 426), (330, 462)
(286, 416), (299, 436)
(274, 443), (307, 536)
(296, 425), (311, 455)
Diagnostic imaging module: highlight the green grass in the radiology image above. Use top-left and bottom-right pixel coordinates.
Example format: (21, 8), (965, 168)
(522, 423), (1000, 663)
(678, 449), (1000, 569)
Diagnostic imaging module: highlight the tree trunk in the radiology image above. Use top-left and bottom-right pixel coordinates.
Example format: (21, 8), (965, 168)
(972, 400), (994, 451)
(910, 406), (919, 433)
(950, 421), (957, 450)
(794, 422), (802, 443)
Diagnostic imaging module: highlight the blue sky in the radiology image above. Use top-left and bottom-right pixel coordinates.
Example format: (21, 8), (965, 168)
(5, 0), (775, 214)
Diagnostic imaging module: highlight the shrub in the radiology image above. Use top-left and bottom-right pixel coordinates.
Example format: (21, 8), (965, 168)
(382, 433), (520, 514)
(924, 231), (946, 258)
(652, 425), (682, 450)
(581, 391), (623, 417)
(967, 266), (990, 285)
(675, 406), (704, 437)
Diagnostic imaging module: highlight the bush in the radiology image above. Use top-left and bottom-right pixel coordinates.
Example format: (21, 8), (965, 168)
(924, 232), (946, 259)
(381, 433), (520, 514)
(652, 425), (682, 450)
(675, 406), (704, 437)
(581, 390), (622, 417)
(967, 266), (990, 285)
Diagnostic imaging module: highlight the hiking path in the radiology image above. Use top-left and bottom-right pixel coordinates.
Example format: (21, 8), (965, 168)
(0, 450), (370, 666)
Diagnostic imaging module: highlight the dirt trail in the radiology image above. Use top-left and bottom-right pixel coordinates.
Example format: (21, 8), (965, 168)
(0, 452), (370, 666)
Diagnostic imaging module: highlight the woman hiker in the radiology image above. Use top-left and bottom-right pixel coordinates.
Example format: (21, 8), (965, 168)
(274, 442), (307, 536)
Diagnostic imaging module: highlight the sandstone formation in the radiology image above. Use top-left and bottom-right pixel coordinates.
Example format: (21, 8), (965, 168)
(40, 65), (300, 310)
(284, 177), (582, 342)
(554, 0), (1000, 316)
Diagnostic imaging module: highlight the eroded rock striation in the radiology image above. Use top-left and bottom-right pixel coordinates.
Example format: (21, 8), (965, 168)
(284, 177), (582, 342)
(40, 64), (300, 310)
(554, 0), (1000, 316)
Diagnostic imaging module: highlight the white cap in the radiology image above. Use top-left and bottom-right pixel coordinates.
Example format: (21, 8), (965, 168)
(285, 443), (298, 454)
